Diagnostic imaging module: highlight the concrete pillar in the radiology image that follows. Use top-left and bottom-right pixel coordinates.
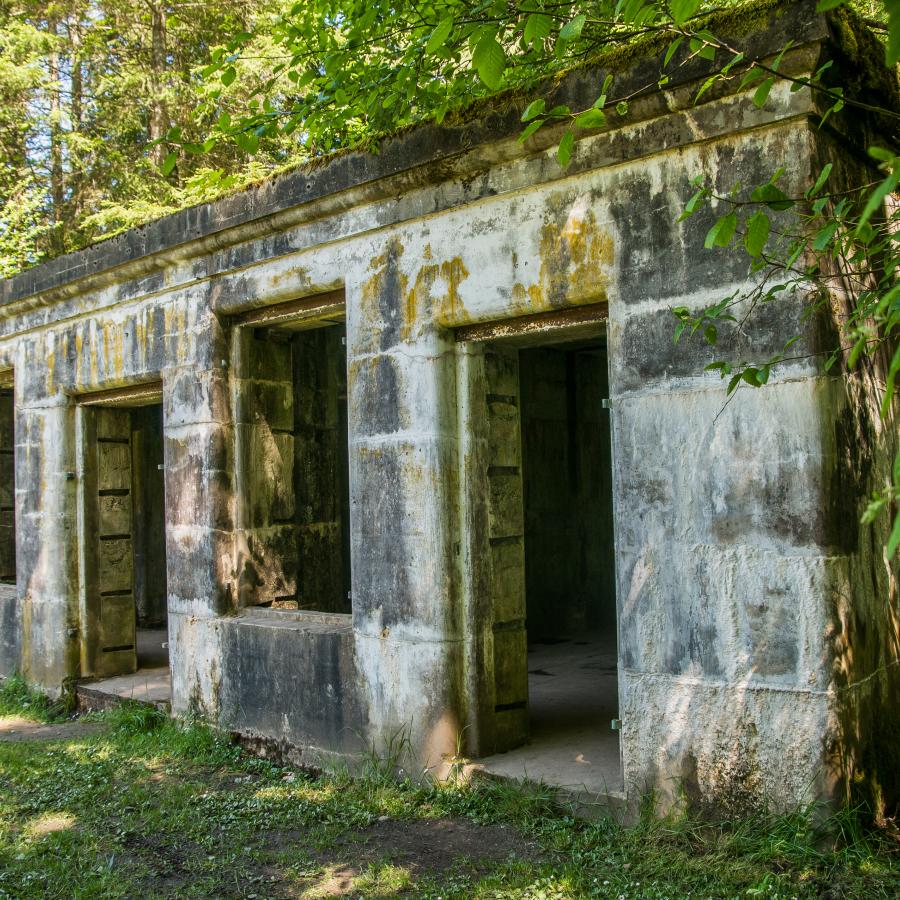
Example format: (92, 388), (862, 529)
(346, 241), (465, 774)
(14, 383), (80, 691)
(163, 314), (234, 716)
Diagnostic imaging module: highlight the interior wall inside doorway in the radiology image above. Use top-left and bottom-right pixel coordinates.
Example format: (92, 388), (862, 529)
(292, 325), (351, 614)
(240, 322), (351, 614)
(519, 342), (615, 640)
(130, 403), (166, 628)
(0, 389), (14, 584)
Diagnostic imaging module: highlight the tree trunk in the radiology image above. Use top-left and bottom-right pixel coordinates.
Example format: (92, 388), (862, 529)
(47, 16), (65, 254)
(69, 15), (83, 222)
(148, 1), (167, 166)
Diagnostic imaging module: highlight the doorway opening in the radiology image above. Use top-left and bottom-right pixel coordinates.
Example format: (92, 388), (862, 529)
(235, 293), (351, 615)
(130, 403), (168, 670)
(0, 385), (15, 589)
(475, 325), (621, 795)
(521, 338), (619, 791)
(78, 387), (169, 702)
(0, 381), (16, 625)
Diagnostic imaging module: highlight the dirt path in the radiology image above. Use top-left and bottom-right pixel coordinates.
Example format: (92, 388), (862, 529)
(0, 715), (103, 743)
(294, 817), (543, 896)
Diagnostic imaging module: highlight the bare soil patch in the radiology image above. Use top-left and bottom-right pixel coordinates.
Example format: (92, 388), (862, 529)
(338, 816), (540, 872)
(284, 816), (543, 896)
(0, 716), (103, 743)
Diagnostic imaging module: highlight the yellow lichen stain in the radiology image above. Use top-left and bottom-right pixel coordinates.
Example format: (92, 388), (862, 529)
(89, 323), (99, 387)
(358, 238), (409, 344)
(74, 331), (83, 387)
(270, 264), (311, 292)
(511, 199), (614, 316)
(101, 326), (110, 381)
(404, 246), (438, 342)
(109, 321), (125, 379)
(44, 343), (55, 394)
(436, 257), (471, 326)
(361, 238), (472, 337)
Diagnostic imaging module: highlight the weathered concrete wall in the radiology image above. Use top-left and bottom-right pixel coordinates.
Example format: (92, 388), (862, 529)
(0, 1), (894, 814)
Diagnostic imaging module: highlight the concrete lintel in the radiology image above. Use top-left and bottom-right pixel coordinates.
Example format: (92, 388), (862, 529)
(455, 302), (608, 345)
(76, 380), (164, 407)
(231, 289), (346, 329)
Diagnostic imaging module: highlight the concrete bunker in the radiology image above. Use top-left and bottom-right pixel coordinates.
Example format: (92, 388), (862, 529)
(1, 3), (897, 817)
(234, 292), (352, 614)
(77, 385), (168, 677)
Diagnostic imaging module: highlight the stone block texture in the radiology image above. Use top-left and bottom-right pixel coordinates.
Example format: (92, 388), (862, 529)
(0, 2), (896, 814)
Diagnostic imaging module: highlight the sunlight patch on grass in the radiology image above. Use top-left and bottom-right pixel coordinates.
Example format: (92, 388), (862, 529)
(25, 811), (76, 837)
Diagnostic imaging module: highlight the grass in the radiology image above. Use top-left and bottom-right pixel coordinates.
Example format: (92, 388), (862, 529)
(0, 680), (898, 898)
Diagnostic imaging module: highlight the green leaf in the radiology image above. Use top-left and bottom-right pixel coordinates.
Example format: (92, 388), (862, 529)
(695, 75), (721, 104)
(425, 18), (454, 55)
(739, 66), (765, 90)
(689, 31), (717, 61)
(753, 77), (775, 108)
(721, 52), (745, 76)
(751, 183), (795, 211)
(161, 152), (177, 176)
(812, 219), (839, 251)
(888, 0), (900, 65)
(679, 186), (708, 221)
(574, 107), (607, 129)
(806, 162), (833, 199)
(816, 0), (846, 9)
(881, 343), (900, 419)
(671, 0), (701, 26)
(234, 130), (259, 153)
(474, 34), (506, 89)
(519, 119), (544, 143)
(857, 165), (900, 233)
(887, 510), (900, 559)
(524, 13), (552, 47)
(221, 66), (237, 87)
(663, 35), (684, 68)
(558, 14), (586, 43)
(862, 495), (888, 525)
(615, 100), (629, 117)
(744, 211), (770, 257)
(521, 99), (546, 122)
(705, 212), (738, 249)
(703, 324), (717, 345)
(557, 130), (574, 168)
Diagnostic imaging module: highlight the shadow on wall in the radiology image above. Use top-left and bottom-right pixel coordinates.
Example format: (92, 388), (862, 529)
(827, 349), (900, 821)
(621, 364), (900, 819)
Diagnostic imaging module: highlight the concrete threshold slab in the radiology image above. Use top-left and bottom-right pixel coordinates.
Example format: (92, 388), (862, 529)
(76, 667), (171, 712)
(469, 634), (627, 819)
(463, 763), (629, 822)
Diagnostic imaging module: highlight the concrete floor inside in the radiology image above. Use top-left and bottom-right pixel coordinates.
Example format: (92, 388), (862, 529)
(476, 633), (623, 796)
(82, 627), (171, 707)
